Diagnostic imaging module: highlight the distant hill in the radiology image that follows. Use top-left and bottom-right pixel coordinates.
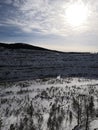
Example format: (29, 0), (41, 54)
(0, 42), (98, 82)
(0, 43), (50, 51)
(0, 42), (91, 54)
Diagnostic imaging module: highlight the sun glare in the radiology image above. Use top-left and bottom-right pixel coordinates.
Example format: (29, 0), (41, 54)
(66, 3), (88, 26)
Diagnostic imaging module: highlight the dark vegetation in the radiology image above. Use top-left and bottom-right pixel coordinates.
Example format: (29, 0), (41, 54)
(0, 43), (98, 82)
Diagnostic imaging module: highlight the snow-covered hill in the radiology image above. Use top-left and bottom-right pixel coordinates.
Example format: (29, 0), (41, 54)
(0, 43), (98, 82)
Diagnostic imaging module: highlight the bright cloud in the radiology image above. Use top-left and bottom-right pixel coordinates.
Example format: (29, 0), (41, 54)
(0, 0), (98, 52)
(0, 0), (94, 35)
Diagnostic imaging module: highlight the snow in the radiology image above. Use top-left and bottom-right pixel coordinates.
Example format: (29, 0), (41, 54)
(1, 77), (98, 130)
(90, 119), (98, 130)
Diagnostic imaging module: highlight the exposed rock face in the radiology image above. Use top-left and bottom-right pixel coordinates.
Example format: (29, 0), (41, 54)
(0, 43), (98, 82)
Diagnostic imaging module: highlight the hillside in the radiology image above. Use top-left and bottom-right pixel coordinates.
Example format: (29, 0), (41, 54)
(0, 43), (50, 51)
(0, 43), (98, 82)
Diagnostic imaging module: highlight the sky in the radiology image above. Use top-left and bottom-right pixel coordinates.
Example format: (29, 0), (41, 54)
(0, 0), (98, 52)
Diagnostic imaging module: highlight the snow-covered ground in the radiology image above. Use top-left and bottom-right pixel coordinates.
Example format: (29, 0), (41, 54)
(0, 77), (98, 130)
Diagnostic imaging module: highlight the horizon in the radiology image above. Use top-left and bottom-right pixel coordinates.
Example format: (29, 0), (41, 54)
(0, 0), (98, 52)
(0, 42), (97, 53)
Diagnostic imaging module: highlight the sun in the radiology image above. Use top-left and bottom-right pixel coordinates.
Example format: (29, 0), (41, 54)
(66, 3), (88, 26)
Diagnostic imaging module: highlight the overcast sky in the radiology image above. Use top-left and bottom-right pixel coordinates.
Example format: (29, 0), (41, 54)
(0, 0), (98, 52)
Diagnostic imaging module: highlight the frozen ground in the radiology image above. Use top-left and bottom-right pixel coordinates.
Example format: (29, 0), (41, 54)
(0, 77), (98, 130)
